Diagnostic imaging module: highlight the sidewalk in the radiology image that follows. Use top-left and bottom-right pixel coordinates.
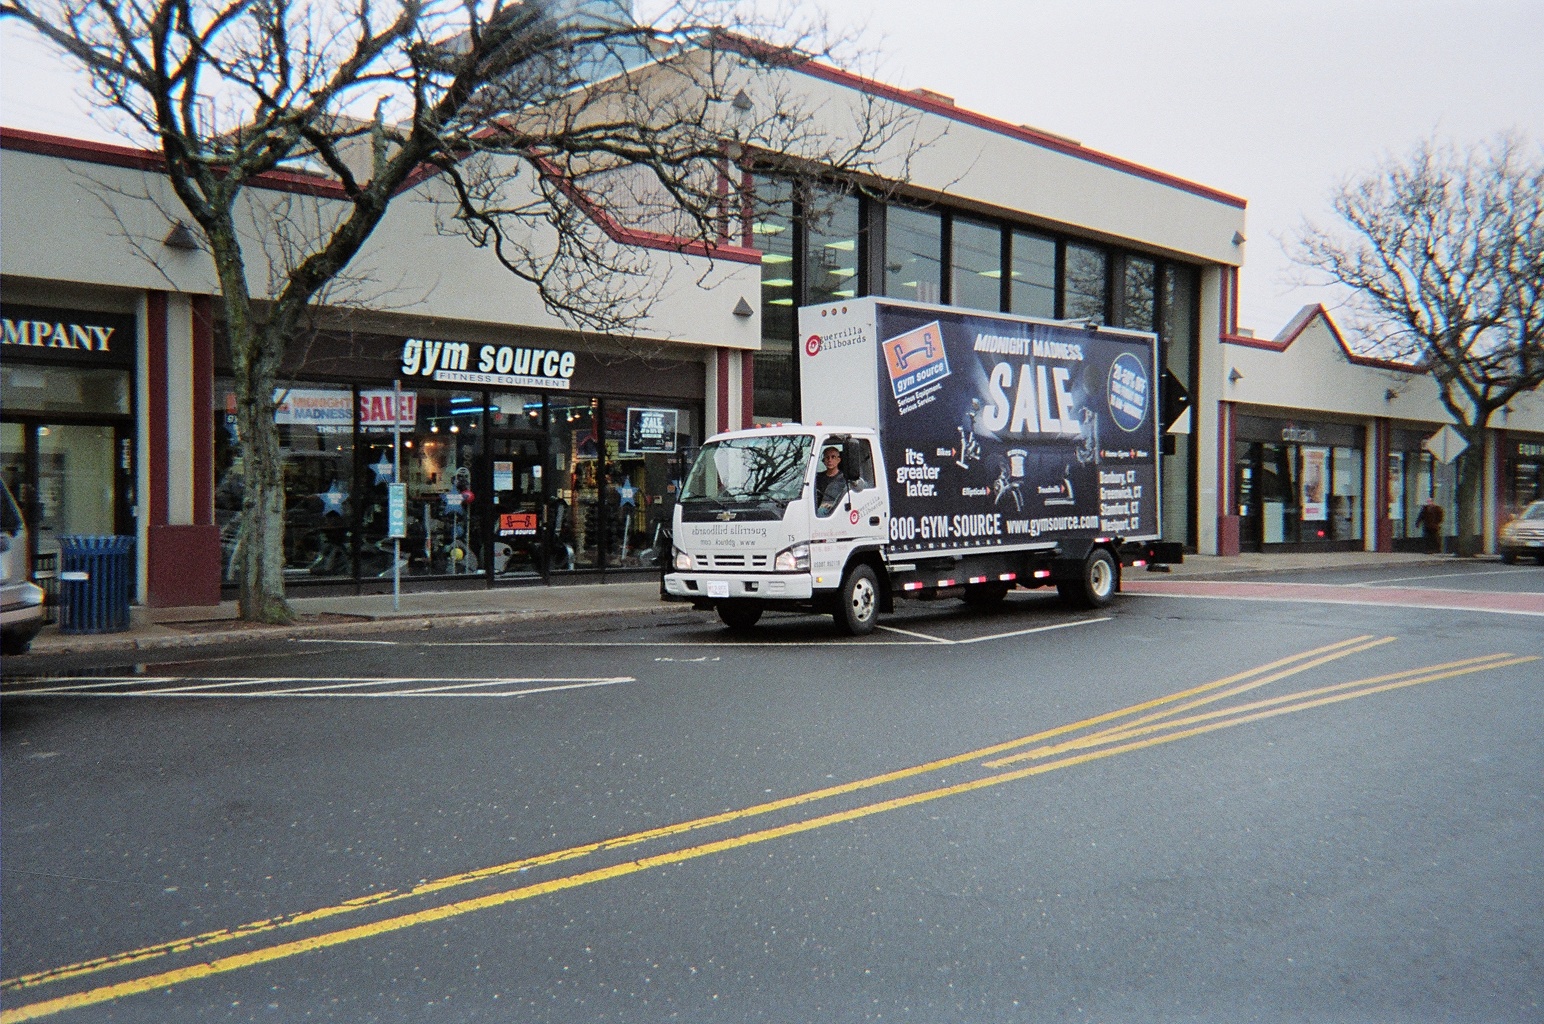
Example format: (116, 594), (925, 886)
(14, 551), (1472, 659)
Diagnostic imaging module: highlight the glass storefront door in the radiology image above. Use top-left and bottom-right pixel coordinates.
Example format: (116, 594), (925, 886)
(484, 433), (546, 580)
(1, 420), (132, 569)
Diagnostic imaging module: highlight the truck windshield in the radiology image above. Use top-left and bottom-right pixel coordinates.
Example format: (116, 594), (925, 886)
(681, 435), (814, 503)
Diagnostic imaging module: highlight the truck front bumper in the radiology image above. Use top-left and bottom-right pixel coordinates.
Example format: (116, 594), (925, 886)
(663, 573), (815, 602)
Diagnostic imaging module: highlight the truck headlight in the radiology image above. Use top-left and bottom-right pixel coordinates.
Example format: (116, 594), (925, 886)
(673, 548), (694, 571)
(775, 542), (810, 572)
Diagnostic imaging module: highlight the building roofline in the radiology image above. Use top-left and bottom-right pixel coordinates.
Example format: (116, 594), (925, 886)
(1222, 303), (1422, 374)
(717, 34), (1247, 212)
(0, 125), (762, 266)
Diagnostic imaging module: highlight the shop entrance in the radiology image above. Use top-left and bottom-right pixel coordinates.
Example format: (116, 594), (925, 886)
(483, 433), (550, 580)
(1, 419), (134, 570)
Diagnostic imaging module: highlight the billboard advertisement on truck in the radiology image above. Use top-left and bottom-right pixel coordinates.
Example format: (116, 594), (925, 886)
(801, 299), (1159, 555)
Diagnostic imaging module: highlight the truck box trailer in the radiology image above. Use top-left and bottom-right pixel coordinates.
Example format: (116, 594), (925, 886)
(663, 297), (1180, 633)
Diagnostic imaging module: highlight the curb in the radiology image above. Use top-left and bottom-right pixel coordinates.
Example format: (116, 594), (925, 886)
(10, 601), (692, 661)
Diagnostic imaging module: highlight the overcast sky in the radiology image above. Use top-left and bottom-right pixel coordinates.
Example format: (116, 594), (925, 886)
(5, 0), (1542, 338)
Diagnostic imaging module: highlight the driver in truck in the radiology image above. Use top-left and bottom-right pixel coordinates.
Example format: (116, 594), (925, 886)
(815, 445), (848, 517)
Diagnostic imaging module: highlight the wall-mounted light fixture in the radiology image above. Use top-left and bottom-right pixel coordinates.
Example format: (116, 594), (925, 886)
(162, 221), (200, 250)
(1231, 231), (1246, 246)
(732, 297), (754, 318)
(1228, 367), (1243, 383)
(1384, 388), (1398, 402)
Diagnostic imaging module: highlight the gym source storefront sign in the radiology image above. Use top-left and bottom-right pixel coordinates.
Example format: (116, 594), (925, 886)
(399, 337), (575, 390)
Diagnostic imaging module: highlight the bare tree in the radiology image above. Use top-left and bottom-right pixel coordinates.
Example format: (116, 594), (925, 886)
(1292, 133), (1544, 555)
(0, 0), (920, 620)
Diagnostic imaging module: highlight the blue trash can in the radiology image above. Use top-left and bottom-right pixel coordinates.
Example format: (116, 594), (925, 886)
(57, 535), (135, 634)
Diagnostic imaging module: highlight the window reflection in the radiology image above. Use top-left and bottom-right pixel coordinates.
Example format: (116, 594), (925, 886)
(1121, 257), (1156, 332)
(951, 217), (1003, 312)
(753, 177), (797, 421)
(805, 186), (860, 307)
(884, 206), (942, 305)
(1009, 230), (1056, 318)
(1064, 243), (1108, 323)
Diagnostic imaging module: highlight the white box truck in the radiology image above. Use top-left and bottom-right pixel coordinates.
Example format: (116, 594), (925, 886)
(663, 297), (1180, 633)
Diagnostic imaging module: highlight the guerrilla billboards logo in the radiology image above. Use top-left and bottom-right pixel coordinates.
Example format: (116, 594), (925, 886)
(1107, 352), (1150, 432)
(883, 321), (950, 412)
(805, 334), (822, 357)
(400, 337), (575, 389)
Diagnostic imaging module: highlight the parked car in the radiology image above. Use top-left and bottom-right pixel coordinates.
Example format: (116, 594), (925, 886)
(1498, 500), (1544, 565)
(1, 478), (46, 655)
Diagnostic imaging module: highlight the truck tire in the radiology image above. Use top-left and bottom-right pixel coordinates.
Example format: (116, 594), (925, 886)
(1058, 549), (1118, 610)
(716, 600), (763, 631)
(961, 581), (1010, 607)
(835, 564), (880, 636)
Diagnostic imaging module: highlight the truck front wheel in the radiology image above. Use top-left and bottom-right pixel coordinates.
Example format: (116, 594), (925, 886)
(835, 564), (880, 636)
(1058, 549), (1118, 610)
(716, 600), (764, 631)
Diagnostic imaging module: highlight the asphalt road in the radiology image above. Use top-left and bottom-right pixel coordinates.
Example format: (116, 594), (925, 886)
(3, 562), (1542, 1022)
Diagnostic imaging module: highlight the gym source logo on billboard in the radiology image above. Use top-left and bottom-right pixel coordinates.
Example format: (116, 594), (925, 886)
(882, 321), (950, 401)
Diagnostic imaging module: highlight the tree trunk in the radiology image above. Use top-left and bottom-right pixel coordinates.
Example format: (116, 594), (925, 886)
(231, 328), (295, 624)
(1455, 441), (1484, 558)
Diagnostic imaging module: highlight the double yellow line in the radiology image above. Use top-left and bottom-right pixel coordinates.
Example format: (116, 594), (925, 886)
(4, 636), (1534, 1022)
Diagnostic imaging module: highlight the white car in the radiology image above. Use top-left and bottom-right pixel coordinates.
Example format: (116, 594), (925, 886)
(1, 478), (46, 655)
(1499, 500), (1544, 565)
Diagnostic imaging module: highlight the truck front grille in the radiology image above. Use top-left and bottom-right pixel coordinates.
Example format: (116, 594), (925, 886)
(708, 553), (771, 569)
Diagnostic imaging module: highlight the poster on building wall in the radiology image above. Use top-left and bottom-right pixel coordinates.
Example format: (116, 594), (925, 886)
(1301, 446), (1329, 521)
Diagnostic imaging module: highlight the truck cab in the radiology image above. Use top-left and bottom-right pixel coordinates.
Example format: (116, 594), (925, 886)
(663, 426), (889, 633)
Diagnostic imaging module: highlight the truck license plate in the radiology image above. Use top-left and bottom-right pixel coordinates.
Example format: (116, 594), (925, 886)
(707, 581), (730, 598)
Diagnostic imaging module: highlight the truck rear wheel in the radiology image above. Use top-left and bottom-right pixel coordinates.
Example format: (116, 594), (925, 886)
(1058, 549), (1118, 610)
(716, 600), (763, 631)
(835, 564), (880, 636)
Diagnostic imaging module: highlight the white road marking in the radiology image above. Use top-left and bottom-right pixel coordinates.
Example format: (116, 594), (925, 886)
(875, 623), (952, 643)
(953, 617), (1111, 645)
(3, 676), (636, 698)
(1124, 591), (1544, 617)
(1352, 567), (1543, 587)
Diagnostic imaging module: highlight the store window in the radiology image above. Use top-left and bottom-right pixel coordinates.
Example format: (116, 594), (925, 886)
(753, 177), (797, 421)
(1120, 256), (1156, 333)
(805, 186), (860, 308)
(549, 396), (600, 570)
(214, 382), (356, 582)
(884, 205), (943, 305)
(1063, 243), (1108, 323)
(1008, 230), (1056, 319)
(3, 305), (137, 571)
(1233, 419), (1366, 550)
(605, 404), (698, 569)
(352, 387), (485, 580)
(1159, 263), (1199, 548)
(951, 216), (1003, 312)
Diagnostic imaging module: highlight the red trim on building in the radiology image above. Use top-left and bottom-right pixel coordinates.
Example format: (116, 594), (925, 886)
(1222, 303), (1423, 373)
(0, 127), (351, 200)
(716, 349), (731, 433)
(740, 350), (755, 429)
(145, 291), (170, 529)
(2, 127), (762, 264)
(191, 295), (215, 527)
